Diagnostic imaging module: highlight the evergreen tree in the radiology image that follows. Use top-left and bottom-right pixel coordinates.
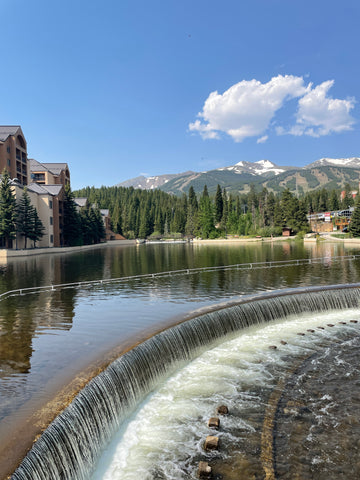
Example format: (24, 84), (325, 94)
(349, 197), (360, 237)
(221, 188), (228, 231)
(214, 184), (223, 224)
(329, 190), (340, 211)
(138, 201), (152, 238)
(29, 209), (45, 247)
(341, 183), (355, 209)
(0, 169), (17, 248)
(185, 186), (199, 236)
(91, 207), (106, 243)
(111, 203), (122, 234)
(16, 188), (35, 249)
(63, 184), (82, 246)
(198, 185), (215, 238)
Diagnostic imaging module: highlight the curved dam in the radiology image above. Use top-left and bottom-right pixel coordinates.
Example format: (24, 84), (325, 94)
(11, 284), (360, 480)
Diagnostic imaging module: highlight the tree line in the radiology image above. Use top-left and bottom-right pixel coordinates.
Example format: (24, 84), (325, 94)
(62, 185), (106, 246)
(74, 184), (313, 239)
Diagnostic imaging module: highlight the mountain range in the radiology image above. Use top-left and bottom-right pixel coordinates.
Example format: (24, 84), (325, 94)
(116, 157), (360, 195)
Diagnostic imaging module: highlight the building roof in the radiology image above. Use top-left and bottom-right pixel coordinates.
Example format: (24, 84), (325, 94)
(29, 159), (69, 175)
(0, 126), (21, 142)
(29, 159), (44, 171)
(28, 183), (63, 196)
(41, 163), (69, 175)
(74, 197), (88, 207)
(100, 209), (109, 216)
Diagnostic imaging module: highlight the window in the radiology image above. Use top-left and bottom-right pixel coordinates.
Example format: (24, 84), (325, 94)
(7, 159), (10, 166)
(6, 146), (10, 154)
(50, 216), (53, 225)
(49, 200), (53, 209)
(50, 235), (54, 244)
(33, 173), (45, 182)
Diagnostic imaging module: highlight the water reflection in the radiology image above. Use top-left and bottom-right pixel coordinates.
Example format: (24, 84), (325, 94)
(0, 241), (360, 477)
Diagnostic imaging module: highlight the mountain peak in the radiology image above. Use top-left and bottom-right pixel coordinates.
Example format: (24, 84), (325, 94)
(307, 157), (360, 169)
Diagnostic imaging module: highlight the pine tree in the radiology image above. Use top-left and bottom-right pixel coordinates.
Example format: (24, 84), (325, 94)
(0, 169), (17, 248)
(91, 207), (106, 243)
(16, 188), (35, 249)
(198, 185), (215, 238)
(349, 197), (360, 237)
(214, 184), (223, 224)
(185, 186), (199, 236)
(29, 209), (45, 247)
(63, 184), (83, 246)
(329, 190), (340, 211)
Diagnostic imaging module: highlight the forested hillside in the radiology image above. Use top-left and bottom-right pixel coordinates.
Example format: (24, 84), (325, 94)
(74, 183), (357, 240)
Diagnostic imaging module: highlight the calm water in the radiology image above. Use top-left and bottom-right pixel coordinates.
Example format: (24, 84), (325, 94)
(1, 240), (360, 477)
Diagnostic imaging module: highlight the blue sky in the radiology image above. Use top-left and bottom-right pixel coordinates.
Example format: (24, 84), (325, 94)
(1, 0), (359, 189)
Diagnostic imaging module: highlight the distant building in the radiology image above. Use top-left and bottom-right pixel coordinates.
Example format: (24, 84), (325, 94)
(30, 159), (70, 187)
(0, 126), (29, 185)
(282, 227), (292, 237)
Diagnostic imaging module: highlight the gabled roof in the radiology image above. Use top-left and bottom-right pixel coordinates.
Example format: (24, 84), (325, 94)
(74, 197), (88, 207)
(0, 126), (21, 142)
(29, 159), (44, 171)
(28, 183), (63, 196)
(41, 163), (69, 175)
(29, 159), (69, 175)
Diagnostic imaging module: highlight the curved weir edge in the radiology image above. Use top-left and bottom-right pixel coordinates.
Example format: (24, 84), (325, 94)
(11, 283), (360, 480)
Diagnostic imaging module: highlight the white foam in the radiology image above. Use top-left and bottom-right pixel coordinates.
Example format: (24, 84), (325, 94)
(92, 309), (360, 480)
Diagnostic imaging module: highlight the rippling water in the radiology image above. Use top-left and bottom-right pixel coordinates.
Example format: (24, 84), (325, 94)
(91, 310), (360, 480)
(1, 240), (360, 477)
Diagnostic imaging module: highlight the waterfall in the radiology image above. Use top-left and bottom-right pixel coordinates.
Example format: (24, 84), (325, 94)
(11, 284), (360, 480)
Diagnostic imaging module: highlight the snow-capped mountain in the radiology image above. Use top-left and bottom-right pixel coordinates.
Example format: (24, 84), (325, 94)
(306, 157), (360, 169)
(117, 171), (194, 189)
(219, 159), (287, 176)
(115, 157), (360, 195)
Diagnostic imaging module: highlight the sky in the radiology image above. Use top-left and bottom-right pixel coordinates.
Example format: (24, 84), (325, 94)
(1, 0), (359, 190)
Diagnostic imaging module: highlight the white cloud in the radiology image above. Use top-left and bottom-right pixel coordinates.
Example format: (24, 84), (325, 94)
(189, 76), (355, 142)
(189, 75), (308, 142)
(257, 135), (268, 144)
(290, 80), (355, 137)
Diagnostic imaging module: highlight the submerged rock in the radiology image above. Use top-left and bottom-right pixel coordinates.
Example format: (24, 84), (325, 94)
(205, 435), (219, 451)
(208, 417), (220, 429)
(217, 405), (229, 415)
(198, 461), (212, 478)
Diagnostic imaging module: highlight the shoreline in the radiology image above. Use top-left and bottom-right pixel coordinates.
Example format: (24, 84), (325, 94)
(0, 239), (136, 262)
(1, 234), (360, 262)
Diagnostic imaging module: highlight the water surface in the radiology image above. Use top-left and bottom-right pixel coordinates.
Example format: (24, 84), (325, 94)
(1, 240), (360, 477)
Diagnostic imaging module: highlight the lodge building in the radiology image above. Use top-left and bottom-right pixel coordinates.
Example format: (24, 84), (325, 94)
(0, 126), (68, 248)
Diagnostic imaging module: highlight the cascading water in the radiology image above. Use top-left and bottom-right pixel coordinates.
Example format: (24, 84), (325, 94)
(11, 285), (360, 480)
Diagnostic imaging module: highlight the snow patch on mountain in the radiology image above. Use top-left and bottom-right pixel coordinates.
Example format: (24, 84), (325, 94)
(219, 159), (286, 176)
(307, 157), (360, 169)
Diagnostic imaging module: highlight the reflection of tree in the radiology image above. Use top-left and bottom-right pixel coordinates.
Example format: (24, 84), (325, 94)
(0, 288), (77, 378)
(0, 298), (34, 375)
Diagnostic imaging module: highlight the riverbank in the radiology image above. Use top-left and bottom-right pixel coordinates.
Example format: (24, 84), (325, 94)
(0, 239), (136, 261)
(193, 236), (292, 244)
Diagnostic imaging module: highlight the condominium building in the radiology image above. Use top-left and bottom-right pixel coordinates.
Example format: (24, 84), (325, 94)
(0, 126), (68, 249)
(0, 126), (29, 185)
(10, 181), (64, 248)
(29, 159), (70, 187)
